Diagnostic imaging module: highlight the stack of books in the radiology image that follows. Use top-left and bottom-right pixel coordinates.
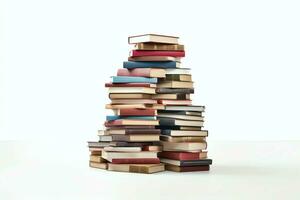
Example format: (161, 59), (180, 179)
(88, 34), (212, 173)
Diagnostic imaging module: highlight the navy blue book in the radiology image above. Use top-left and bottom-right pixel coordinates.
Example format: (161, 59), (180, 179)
(111, 76), (157, 83)
(123, 61), (179, 69)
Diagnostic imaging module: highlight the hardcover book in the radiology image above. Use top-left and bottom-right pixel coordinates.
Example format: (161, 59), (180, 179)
(123, 61), (180, 69)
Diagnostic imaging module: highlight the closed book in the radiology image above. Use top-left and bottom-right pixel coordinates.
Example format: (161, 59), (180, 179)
(158, 110), (202, 116)
(128, 56), (180, 62)
(111, 158), (160, 164)
(89, 155), (107, 163)
(159, 118), (204, 127)
(157, 81), (193, 89)
(164, 105), (205, 112)
(156, 88), (194, 94)
(152, 94), (190, 100)
(110, 99), (157, 105)
(106, 116), (156, 121)
(130, 50), (185, 57)
(157, 126), (202, 131)
(105, 119), (159, 126)
(157, 100), (192, 105)
(165, 164), (210, 172)
(165, 68), (190, 75)
(128, 34), (178, 44)
(89, 161), (107, 170)
(134, 43), (184, 51)
(107, 125), (155, 129)
(88, 141), (111, 148)
(161, 141), (207, 151)
(104, 129), (160, 135)
(109, 134), (160, 142)
(165, 74), (192, 82)
(103, 146), (142, 152)
(123, 61), (179, 69)
(114, 108), (157, 116)
(102, 151), (158, 162)
(108, 87), (156, 94)
(160, 129), (208, 137)
(160, 158), (212, 166)
(159, 151), (207, 160)
(105, 83), (156, 88)
(108, 163), (165, 174)
(117, 68), (166, 78)
(160, 135), (206, 142)
(157, 113), (203, 121)
(109, 93), (153, 99)
(112, 76), (157, 83)
(106, 104), (164, 110)
(142, 145), (163, 152)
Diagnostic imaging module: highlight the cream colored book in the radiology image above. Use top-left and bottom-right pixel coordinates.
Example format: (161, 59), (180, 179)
(128, 34), (178, 44)
(133, 43), (184, 51)
(109, 93), (153, 99)
(161, 141), (207, 151)
(102, 151), (157, 162)
(89, 161), (107, 169)
(108, 87), (156, 94)
(157, 81), (193, 89)
(108, 163), (165, 174)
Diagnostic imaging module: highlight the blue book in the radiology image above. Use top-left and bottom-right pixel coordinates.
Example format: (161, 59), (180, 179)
(123, 61), (179, 69)
(112, 76), (157, 83)
(106, 116), (156, 121)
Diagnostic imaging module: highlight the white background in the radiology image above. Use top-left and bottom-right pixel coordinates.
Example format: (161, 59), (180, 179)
(1, 0), (300, 141)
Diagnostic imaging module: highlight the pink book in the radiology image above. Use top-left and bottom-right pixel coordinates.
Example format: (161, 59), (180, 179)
(131, 50), (185, 57)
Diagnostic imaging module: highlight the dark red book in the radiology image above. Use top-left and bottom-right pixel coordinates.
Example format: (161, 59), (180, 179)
(159, 151), (200, 160)
(118, 108), (157, 116)
(105, 83), (155, 87)
(111, 158), (160, 164)
(131, 50), (185, 57)
(165, 165), (210, 172)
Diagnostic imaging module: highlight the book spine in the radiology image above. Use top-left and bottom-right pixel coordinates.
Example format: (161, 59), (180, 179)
(119, 109), (156, 116)
(131, 50), (185, 57)
(111, 158), (160, 164)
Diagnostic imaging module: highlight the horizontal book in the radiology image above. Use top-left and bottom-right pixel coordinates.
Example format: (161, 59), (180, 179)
(110, 134), (160, 142)
(158, 110), (202, 116)
(128, 34), (178, 44)
(156, 88), (194, 94)
(160, 158), (212, 166)
(103, 129), (161, 135)
(113, 108), (157, 116)
(157, 126), (202, 131)
(110, 99), (157, 104)
(106, 104), (164, 110)
(105, 119), (159, 126)
(159, 151), (208, 160)
(152, 93), (190, 100)
(106, 125), (155, 129)
(111, 76), (157, 83)
(164, 105), (205, 112)
(157, 81), (193, 89)
(108, 163), (165, 174)
(87, 141), (111, 148)
(130, 50), (185, 57)
(109, 93), (153, 99)
(105, 83), (156, 88)
(165, 74), (192, 82)
(106, 116), (156, 121)
(134, 43), (184, 51)
(96, 141), (156, 147)
(128, 56), (180, 62)
(117, 68), (166, 78)
(103, 146), (142, 152)
(90, 150), (102, 156)
(90, 155), (107, 163)
(159, 118), (204, 127)
(165, 68), (190, 75)
(157, 100), (192, 106)
(160, 129), (208, 137)
(157, 113), (203, 121)
(165, 164), (209, 172)
(108, 87), (156, 94)
(160, 135), (206, 143)
(123, 61), (180, 69)
(102, 151), (158, 162)
(142, 145), (163, 152)
(161, 141), (207, 151)
(111, 158), (160, 164)
(89, 161), (107, 170)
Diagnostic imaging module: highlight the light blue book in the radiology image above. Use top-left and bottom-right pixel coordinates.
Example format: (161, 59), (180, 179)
(106, 116), (156, 121)
(111, 76), (157, 83)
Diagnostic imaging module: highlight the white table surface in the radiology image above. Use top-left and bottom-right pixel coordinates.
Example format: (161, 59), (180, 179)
(1, 140), (299, 200)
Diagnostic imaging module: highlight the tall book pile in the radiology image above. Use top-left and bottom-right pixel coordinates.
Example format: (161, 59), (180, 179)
(88, 34), (212, 173)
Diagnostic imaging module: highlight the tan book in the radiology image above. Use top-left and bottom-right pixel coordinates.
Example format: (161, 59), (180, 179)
(102, 151), (158, 162)
(89, 161), (107, 170)
(108, 87), (156, 94)
(108, 163), (165, 174)
(109, 93), (153, 99)
(90, 150), (102, 155)
(179, 126), (202, 130)
(128, 34), (178, 44)
(134, 43), (184, 51)
(111, 99), (157, 104)
(157, 81), (193, 89)
(152, 94), (190, 100)
(160, 135), (206, 142)
(106, 104), (164, 109)
(105, 119), (159, 126)
(128, 56), (181, 62)
(161, 141), (207, 151)
(90, 155), (107, 163)
(143, 145), (163, 152)
(158, 114), (204, 121)
(103, 146), (142, 152)
(165, 74), (192, 82)
(108, 134), (160, 142)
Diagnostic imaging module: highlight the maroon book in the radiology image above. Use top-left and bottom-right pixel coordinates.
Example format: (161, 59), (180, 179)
(111, 158), (160, 164)
(166, 165), (210, 172)
(131, 50), (185, 57)
(119, 108), (157, 116)
(107, 125), (156, 129)
(105, 83), (154, 87)
(159, 151), (200, 160)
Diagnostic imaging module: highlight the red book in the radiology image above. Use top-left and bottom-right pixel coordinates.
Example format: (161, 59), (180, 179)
(131, 50), (185, 57)
(159, 151), (200, 160)
(105, 83), (155, 88)
(166, 165), (210, 172)
(117, 68), (165, 78)
(111, 158), (160, 164)
(118, 108), (157, 116)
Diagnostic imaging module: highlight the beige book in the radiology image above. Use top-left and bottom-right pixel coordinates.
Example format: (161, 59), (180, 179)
(108, 163), (165, 174)
(165, 74), (192, 82)
(90, 155), (107, 163)
(102, 151), (158, 162)
(161, 141), (207, 151)
(89, 161), (107, 170)
(109, 93), (153, 99)
(103, 146), (142, 152)
(108, 87), (156, 94)
(158, 114), (204, 121)
(157, 81), (193, 89)
(128, 56), (181, 62)
(152, 94), (190, 100)
(111, 99), (157, 104)
(128, 34), (178, 44)
(134, 43), (184, 51)
(160, 135), (206, 142)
